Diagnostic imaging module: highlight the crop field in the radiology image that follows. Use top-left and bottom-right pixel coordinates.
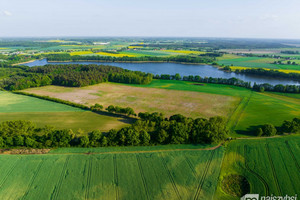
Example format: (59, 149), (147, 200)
(0, 92), (130, 133)
(162, 50), (207, 54)
(22, 83), (239, 119)
(0, 146), (224, 200)
(214, 136), (300, 200)
(95, 52), (136, 57)
(217, 56), (300, 71)
(119, 50), (176, 57)
(22, 80), (300, 137)
(134, 80), (300, 137)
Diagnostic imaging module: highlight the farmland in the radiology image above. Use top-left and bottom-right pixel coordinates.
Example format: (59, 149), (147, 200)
(22, 80), (300, 137)
(217, 56), (300, 71)
(22, 83), (239, 119)
(0, 91), (131, 133)
(0, 145), (224, 200)
(214, 135), (300, 199)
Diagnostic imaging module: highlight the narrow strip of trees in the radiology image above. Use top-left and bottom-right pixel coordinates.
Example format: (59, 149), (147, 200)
(0, 112), (229, 148)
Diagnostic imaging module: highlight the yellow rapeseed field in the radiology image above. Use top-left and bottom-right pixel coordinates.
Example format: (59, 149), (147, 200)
(70, 51), (93, 56)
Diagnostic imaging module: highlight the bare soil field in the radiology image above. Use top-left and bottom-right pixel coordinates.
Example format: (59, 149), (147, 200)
(23, 83), (240, 118)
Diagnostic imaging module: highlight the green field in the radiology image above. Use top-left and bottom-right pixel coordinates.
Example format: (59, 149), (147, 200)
(217, 56), (300, 71)
(214, 135), (300, 199)
(0, 92), (131, 133)
(134, 80), (300, 137)
(22, 80), (300, 137)
(0, 146), (224, 200)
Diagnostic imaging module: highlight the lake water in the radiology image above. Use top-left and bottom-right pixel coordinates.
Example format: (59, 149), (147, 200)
(22, 59), (300, 85)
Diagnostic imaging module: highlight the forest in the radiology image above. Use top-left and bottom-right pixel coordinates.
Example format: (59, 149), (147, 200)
(46, 54), (215, 64)
(0, 64), (153, 90)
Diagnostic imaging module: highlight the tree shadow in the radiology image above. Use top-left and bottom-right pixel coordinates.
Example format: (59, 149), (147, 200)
(235, 125), (262, 137)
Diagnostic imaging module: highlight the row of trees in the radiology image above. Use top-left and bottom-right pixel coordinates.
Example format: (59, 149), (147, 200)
(156, 74), (252, 88)
(0, 112), (229, 148)
(256, 118), (300, 137)
(46, 54), (215, 64)
(156, 73), (300, 93)
(235, 68), (300, 81)
(0, 64), (153, 90)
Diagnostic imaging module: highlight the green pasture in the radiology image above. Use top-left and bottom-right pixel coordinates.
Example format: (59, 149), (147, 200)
(135, 80), (300, 137)
(0, 92), (131, 132)
(218, 56), (300, 70)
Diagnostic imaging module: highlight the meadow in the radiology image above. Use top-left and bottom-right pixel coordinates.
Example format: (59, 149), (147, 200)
(214, 135), (300, 199)
(0, 146), (224, 200)
(22, 83), (239, 119)
(22, 80), (300, 137)
(217, 56), (300, 71)
(0, 91), (130, 133)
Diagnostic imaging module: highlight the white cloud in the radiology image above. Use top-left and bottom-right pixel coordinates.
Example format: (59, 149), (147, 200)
(2, 11), (12, 16)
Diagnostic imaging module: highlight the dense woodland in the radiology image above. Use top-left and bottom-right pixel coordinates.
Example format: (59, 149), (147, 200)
(0, 112), (229, 148)
(46, 54), (215, 64)
(235, 68), (300, 81)
(0, 64), (153, 90)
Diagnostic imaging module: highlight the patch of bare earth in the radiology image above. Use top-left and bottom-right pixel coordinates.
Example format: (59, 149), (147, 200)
(23, 84), (239, 118)
(0, 149), (50, 154)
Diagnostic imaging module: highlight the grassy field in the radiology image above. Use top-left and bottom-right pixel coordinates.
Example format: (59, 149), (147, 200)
(0, 146), (224, 200)
(217, 56), (300, 71)
(0, 92), (131, 133)
(22, 83), (239, 119)
(22, 80), (300, 137)
(214, 135), (300, 199)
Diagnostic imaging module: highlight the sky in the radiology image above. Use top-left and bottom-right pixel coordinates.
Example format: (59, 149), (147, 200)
(0, 0), (300, 39)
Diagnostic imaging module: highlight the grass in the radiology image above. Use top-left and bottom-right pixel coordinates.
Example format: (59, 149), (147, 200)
(218, 56), (300, 71)
(0, 92), (131, 133)
(22, 83), (239, 119)
(0, 146), (224, 200)
(214, 135), (300, 199)
(22, 80), (300, 137)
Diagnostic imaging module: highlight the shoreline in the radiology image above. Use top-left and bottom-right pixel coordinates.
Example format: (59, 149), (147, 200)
(12, 60), (37, 66)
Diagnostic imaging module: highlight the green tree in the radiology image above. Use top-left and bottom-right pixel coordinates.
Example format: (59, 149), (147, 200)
(262, 124), (277, 136)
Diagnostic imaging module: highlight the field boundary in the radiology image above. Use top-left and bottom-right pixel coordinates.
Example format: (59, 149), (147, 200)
(193, 149), (216, 200)
(227, 92), (253, 133)
(48, 145), (222, 156)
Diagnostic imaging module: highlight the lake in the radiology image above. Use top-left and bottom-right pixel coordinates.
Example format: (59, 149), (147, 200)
(22, 59), (300, 85)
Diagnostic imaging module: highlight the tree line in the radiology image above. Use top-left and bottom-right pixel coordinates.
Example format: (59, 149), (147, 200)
(0, 64), (153, 90)
(155, 74), (300, 93)
(234, 68), (300, 82)
(46, 54), (215, 64)
(255, 118), (300, 137)
(0, 112), (229, 148)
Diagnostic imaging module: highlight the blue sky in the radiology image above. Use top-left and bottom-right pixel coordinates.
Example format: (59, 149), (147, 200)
(0, 0), (299, 38)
